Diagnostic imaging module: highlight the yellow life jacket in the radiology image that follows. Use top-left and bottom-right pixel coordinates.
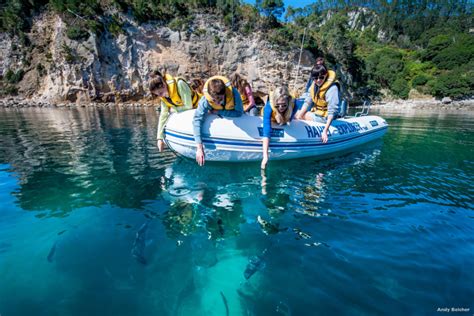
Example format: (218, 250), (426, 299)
(161, 74), (199, 109)
(203, 75), (235, 111)
(309, 70), (339, 117)
(195, 91), (203, 103)
(260, 92), (294, 125)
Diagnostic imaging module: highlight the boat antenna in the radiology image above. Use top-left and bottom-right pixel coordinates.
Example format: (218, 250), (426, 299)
(292, 27), (306, 96)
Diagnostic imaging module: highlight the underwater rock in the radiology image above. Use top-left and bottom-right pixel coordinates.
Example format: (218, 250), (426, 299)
(244, 248), (267, 280)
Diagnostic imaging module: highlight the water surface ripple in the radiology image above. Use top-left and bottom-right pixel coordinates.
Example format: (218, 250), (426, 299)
(0, 107), (473, 315)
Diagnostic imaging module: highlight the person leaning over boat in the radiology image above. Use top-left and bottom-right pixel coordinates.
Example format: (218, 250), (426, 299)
(230, 73), (259, 116)
(190, 78), (204, 100)
(261, 86), (299, 170)
(295, 59), (340, 144)
(150, 70), (199, 152)
(193, 76), (244, 166)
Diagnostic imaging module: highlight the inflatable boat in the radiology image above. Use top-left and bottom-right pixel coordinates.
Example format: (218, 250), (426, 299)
(164, 110), (388, 162)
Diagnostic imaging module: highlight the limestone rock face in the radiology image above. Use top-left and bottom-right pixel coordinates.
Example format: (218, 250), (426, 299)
(347, 8), (378, 32)
(1, 13), (317, 103)
(0, 33), (13, 75)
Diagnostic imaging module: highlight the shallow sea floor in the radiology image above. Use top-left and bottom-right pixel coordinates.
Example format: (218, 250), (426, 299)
(0, 107), (473, 315)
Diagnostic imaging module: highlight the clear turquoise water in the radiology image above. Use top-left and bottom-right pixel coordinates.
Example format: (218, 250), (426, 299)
(0, 107), (473, 315)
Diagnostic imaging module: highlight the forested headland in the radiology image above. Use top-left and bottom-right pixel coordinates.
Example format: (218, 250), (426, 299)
(1, 0), (473, 101)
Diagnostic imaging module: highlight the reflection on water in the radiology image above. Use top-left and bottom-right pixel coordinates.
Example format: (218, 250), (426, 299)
(0, 107), (473, 315)
(0, 107), (170, 214)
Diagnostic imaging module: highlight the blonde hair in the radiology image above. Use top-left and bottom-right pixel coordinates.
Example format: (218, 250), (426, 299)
(270, 86), (294, 125)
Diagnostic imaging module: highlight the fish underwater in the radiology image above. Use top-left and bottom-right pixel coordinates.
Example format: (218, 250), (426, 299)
(292, 228), (312, 240)
(131, 221), (151, 265)
(220, 291), (230, 316)
(257, 216), (287, 235)
(244, 248), (268, 280)
(47, 241), (58, 263)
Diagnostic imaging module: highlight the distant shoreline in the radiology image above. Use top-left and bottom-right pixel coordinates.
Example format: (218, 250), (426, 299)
(1, 97), (473, 112)
(0, 98), (157, 109)
(355, 98), (474, 112)
(371, 99), (474, 110)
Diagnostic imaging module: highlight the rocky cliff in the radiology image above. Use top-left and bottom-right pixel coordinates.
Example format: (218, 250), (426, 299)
(1, 12), (317, 104)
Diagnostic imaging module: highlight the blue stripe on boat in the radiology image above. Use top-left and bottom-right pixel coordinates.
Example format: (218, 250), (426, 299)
(164, 126), (388, 149)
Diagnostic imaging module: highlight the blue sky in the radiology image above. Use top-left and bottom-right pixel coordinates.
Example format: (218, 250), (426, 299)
(287, 0), (316, 7)
(244, 0), (316, 8)
(283, 0), (314, 8)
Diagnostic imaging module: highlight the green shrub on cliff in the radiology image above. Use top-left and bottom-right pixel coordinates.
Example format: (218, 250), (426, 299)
(365, 47), (405, 89)
(1, 0), (28, 34)
(67, 26), (90, 41)
(429, 68), (474, 99)
(431, 34), (474, 70)
(2, 85), (19, 96)
(412, 75), (429, 88)
(107, 15), (124, 36)
(61, 44), (76, 63)
(49, 0), (101, 17)
(422, 34), (452, 61)
(5, 69), (24, 84)
(390, 77), (410, 99)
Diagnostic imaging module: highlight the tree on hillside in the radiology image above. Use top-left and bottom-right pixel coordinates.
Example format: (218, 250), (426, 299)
(285, 5), (313, 23)
(365, 47), (405, 90)
(319, 13), (359, 75)
(1, 0), (48, 34)
(256, 0), (284, 19)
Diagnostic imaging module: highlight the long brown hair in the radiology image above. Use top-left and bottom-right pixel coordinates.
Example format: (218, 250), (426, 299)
(148, 69), (166, 93)
(190, 78), (204, 94)
(230, 73), (250, 96)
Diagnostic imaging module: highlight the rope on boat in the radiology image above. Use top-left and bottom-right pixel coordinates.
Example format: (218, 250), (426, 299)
(292, 28), (307, 96)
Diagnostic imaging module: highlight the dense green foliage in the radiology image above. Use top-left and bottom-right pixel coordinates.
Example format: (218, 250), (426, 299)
(280, 1), (473, 99)
(1, 0), (48, 35)
(1, 0), (472, 99)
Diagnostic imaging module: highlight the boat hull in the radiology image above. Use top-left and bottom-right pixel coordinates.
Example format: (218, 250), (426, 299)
(164, 110), (388, 162)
